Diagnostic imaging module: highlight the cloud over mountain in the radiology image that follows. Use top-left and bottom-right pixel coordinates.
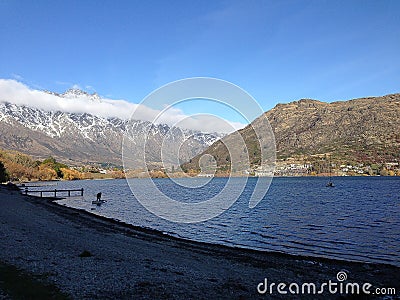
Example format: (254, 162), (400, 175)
(0, 79), (245, 133)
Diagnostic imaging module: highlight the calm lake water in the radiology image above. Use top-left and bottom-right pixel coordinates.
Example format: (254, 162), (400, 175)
(45, 177), (400, 266)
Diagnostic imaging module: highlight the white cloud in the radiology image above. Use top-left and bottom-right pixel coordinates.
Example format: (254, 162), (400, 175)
(0, 79), (246, 133)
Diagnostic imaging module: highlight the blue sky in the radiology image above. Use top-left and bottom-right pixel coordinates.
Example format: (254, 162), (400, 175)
(0, 0), (399, 125)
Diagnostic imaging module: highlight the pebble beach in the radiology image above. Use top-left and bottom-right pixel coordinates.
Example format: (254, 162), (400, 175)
(0, 186), (399, 299)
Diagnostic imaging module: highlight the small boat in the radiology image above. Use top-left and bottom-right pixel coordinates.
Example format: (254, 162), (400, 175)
(92, 192), (106, 205)
(92, 199), (107, 205)
(326, 156), (335, 187)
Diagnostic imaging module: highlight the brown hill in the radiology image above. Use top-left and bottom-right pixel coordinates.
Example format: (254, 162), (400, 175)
(182, 93), (400, 173)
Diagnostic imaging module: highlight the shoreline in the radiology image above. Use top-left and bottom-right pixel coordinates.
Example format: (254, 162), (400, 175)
(55, 196), (397, 268)
(1, 187), (399, 299)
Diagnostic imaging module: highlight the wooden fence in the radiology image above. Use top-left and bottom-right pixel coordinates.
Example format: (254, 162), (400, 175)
(22, 188), (84, 197)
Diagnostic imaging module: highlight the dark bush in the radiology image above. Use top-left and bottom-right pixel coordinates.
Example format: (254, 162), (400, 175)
(0, 161), (9, 183)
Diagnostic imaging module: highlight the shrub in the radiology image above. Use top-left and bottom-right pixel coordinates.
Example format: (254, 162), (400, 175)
(0, 161), (9, 182)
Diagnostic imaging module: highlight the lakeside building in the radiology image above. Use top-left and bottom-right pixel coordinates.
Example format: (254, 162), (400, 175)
(252, 160), (400, 177)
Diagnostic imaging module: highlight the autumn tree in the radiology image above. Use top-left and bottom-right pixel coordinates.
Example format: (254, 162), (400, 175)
(37, 165), (57, 181)
(41, 157), (68, 178)
(60, 168), (83, 180)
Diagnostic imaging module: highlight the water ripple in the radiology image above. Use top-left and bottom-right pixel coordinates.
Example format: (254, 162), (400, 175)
(55, 176), (400, 266)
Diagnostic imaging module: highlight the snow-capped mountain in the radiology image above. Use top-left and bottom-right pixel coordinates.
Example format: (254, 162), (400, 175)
(45, 88), (102, 102)
(0, 89), (223, 166)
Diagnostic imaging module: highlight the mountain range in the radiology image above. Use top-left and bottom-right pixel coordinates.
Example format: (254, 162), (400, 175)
(1, 89), (399, 172)
(0, 89), (222, 167)
(182, 93), (400, 173)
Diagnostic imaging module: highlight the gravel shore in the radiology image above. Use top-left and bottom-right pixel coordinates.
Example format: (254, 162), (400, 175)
(0, 186), (399, 299)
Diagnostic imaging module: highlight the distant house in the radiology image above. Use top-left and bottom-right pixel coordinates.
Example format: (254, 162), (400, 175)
(197, 173), (214, 177)
(254, 166), (273, 177)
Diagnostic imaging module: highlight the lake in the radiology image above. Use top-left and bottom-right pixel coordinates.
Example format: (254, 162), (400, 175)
(48, 176), (400, 266)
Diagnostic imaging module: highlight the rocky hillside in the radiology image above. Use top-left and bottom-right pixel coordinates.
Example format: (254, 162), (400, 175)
(0, 89), (222, 167)
(182, 93), (400, 172)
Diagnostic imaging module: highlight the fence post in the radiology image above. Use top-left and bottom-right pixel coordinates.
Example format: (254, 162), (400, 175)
(40, 191), (43, 197)
(25, 188), (28, 195)
(68, 190), (71, 197)
(54, 189), (57, 197)
(81, 188), (84, 196)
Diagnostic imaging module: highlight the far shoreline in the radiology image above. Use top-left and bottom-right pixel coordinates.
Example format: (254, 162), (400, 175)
(14, 173), (400, 186)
